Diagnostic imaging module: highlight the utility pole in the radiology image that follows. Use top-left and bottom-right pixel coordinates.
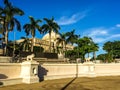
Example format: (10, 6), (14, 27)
(13, 31), (16, 56)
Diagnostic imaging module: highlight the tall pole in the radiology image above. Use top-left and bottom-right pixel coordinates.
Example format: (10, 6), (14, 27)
(13, 31), (15, 56)
(76, 58), (79, 77)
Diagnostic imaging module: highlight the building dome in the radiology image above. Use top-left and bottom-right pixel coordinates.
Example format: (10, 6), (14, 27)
(42, 31), (61, 42)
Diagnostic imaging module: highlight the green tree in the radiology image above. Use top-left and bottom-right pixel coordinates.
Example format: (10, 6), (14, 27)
(23, 16), (42, 52)
(42, 17), (60, 52)
(56, 33), (67, 53)
(65, 50), (77, 60)
(75, 37), (87, 60)
(103, 41), (113, 62)
(96, 54), (107, 62)
(0, 20), (5, 41)
(0, 19), (5, 54)
(112, 41), (120, 58)
(0, 16), (5, 41)
(83, 37), (93, 58)
(75, 36), (96, 60)
(33, 46), (44, 53)
(90, 42), (99, 60)
(19, 37), (31, 52)
(0, 0), (24, 55)
(66, 29), (79, 45)
(7, 40), (21, 56)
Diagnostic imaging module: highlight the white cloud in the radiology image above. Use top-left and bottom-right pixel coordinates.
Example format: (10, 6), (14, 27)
(83, 27), (120, 43)
(116, 24), (120, 27)
(88, 27), (108, 37)
(92, 34), (120, 43)
(83, 25), (120, 55)
(92, 37), (105, 43)
(56, 11), (87, 25)
(83, 27), (108, 37)
(106, 34), (120, 40)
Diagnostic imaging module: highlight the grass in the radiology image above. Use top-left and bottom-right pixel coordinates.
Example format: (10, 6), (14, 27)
(1, 76), (120, 90)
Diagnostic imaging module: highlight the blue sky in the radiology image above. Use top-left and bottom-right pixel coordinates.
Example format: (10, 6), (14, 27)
(1, 0), (120, 56)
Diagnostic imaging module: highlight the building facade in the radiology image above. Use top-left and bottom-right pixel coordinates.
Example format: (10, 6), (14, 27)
(17, 31), (74, 58)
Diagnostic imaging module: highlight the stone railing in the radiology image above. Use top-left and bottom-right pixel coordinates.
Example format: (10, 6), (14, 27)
(95, 63), (120, 76)
(1, 62), (120, 86)
(39, 62), (95, 80)
(39, 63), (120, 80)
(0, 61), (39, 86)
(0, 63), (21, 79)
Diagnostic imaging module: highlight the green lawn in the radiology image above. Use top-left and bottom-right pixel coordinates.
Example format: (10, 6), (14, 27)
(0, 76), (120, 90)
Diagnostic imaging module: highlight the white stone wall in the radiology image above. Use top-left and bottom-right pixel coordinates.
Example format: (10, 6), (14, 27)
(0, 61), (39, 86)
(39, 63), (95, 80)
(1, 62), (120, 86)
(0, 63), (21, 79)
(41, 64), (77, 80)
(95, 63), (120, 76)
(39, 63), (120, 80)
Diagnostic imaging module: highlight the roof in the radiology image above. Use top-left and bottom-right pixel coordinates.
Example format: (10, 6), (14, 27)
(42, 31), (61, 42)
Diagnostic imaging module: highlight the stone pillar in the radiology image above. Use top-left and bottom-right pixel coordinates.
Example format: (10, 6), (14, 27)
(21, 60), (39, 83)
(83, 62), (96, 77)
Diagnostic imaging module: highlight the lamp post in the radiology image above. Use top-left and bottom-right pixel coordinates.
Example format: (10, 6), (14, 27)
(76, 58), (80, 77)
(13, 31), (16, 56)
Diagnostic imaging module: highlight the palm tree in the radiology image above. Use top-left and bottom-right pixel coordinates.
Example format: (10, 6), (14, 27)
(91, 43), (99, 61)
(19, 37), (32, 52)
(56, 33), (67, 53)
(0, 0), (24, 55)
(0, 20), (4, 40)
(23, 16), (42, 52)
(103, 41), (113, 62)
(0, 17), (5, 54)
(76, 38), (86, 60)
(83, 36), (92, 58)
(6, 40), (21, 56)
(41, 17), (60, 52)
(66, 29), (79, 45)
(75, 36), (92, 60)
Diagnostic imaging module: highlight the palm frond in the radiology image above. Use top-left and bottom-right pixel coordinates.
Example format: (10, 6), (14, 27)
(4, 0), (10, 6)
(36, 19), (42, 23)
(29, 16), (35, 23)
(9, 18), (14, 31)
(12, 7), (24, 16)
(13, 18), (21, 31)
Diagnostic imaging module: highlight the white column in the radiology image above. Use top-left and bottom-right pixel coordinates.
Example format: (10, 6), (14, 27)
(20, 60), (39, 83)
(83, 62), (96, 77)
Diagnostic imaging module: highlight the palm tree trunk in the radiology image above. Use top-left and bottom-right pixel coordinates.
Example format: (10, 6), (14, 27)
(49, 32), (51, 53)
(64, 42), (67, 58)
(63, 41), (65, 58)
(93, 51), (96, 62)
(2, 18), (5, 55)
(54, 32), (56, 53)
(4, 23), (8, 55)
(31, 37), (34, 52)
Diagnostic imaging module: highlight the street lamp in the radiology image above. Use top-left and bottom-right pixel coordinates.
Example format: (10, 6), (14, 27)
(13, 31), (16, 56)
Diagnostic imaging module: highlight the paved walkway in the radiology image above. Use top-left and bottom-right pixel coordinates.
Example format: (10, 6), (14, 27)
(0, 76), (120, 90)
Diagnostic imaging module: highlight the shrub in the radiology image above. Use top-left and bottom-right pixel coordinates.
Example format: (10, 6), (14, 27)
(33, 46), (44, 53)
